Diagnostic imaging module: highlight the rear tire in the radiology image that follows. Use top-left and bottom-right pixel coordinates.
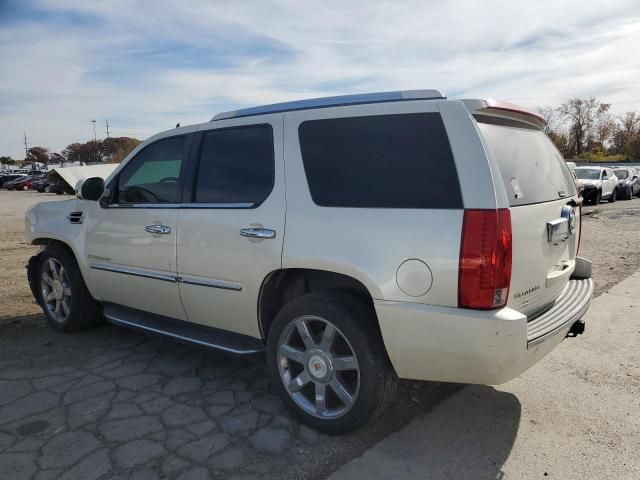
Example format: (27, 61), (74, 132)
(266, 291), (397, 434)
(609, 188), (617, 203)
(37, 244), (103, 332)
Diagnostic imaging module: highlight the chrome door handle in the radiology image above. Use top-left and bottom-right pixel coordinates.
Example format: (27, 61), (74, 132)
(240, 227), (276, 239)
(144, 224), (171, 234)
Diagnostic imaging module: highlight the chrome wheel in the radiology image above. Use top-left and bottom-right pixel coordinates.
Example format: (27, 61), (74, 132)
(277, 315), (360, 419)
(41, 258), (72, 323)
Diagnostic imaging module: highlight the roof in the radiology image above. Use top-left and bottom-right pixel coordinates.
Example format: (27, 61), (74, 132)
(49, 164), (118, 190)
(211, 89), (446, 121)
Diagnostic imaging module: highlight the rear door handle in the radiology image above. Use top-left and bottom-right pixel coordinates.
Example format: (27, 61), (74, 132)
(240, 227), (276, 239)
(144, 224), (172, 235)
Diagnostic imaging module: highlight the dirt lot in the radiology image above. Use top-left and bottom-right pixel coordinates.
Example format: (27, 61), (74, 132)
(1, 190), (639, 480)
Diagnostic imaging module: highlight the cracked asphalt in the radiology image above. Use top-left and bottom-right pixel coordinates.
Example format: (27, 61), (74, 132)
(2, 192), (640, 479)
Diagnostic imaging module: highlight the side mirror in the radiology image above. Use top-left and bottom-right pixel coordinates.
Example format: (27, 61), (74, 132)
(77, 177), (105, 201)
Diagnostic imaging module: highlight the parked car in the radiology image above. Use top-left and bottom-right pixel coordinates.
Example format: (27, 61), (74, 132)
(4, 175), (32, 190)
(9, 175), (35, 191)
(0, 174), (26, 188)
(613, 168), (640, 199)
(574, 166), (618, 204)
(25, 91), (592, 433)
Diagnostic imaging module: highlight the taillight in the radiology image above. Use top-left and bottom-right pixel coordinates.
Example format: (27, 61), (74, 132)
(458, 209), (512, 309)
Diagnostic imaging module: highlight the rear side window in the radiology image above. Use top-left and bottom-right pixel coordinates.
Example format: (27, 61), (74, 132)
(194, 125), (274, 205)
(476, 115), (576, 206)
(298, 113), (462, 208)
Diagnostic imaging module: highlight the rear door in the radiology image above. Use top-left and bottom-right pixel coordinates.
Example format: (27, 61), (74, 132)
(475, 115), (579, 316)
(176, 116), (285, 338)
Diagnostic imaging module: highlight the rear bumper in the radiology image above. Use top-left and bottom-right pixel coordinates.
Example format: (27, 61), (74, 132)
(376, 276), (593, 385)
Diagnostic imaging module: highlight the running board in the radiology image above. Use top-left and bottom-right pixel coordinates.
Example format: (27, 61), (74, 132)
(103, 304), (265, 355)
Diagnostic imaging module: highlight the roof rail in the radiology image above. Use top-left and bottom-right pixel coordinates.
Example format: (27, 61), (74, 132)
(211, 89), (446, 121)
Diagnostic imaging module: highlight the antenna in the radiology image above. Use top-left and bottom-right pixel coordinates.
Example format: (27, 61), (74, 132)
(23, 132), (29, 158)
(105, 119), (110, 139)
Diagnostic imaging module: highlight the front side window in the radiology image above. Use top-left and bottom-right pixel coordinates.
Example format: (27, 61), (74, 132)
(116, 136), (185, 204)
(194, 125), (274, 205)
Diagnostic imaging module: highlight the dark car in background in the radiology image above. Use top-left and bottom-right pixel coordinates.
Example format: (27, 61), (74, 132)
(0, 174), (27, 188)
(5, 175), (34, 190)
(613, 168), (640, 199)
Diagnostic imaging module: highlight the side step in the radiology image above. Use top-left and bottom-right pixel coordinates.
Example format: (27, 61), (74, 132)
(103, 304), (265, 355)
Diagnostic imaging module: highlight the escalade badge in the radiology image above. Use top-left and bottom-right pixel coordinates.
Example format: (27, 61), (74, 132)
(513, 284), (541, 299)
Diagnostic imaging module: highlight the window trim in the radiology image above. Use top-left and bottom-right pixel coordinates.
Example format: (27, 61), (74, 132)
(182, 123), (276, 209)
(102, 134), (192, 209)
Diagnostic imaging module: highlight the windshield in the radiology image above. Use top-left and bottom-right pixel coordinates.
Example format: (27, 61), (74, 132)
(614, 169), (628, 179)
(575, 169), (601, 180)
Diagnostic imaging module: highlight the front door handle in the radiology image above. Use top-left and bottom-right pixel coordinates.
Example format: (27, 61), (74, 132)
(144, 224), (172, 235)
(240, 227), (276, 239)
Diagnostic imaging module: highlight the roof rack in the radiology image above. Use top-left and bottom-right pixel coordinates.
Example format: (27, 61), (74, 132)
(211, 89), (446, 121)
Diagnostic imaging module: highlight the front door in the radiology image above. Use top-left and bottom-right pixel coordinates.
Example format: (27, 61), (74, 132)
(177, 117), (285, 338)
(84, 134), (189, 320)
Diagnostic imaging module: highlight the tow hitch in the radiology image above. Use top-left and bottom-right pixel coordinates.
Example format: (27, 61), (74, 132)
(566, 320), (585, 338)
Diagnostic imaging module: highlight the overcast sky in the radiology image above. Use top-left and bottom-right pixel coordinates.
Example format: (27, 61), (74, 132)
(1, 0), (639, 158)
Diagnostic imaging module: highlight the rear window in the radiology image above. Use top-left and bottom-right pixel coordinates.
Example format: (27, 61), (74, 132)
(298, 113), (462, 209)
(476, 115), (576, 206)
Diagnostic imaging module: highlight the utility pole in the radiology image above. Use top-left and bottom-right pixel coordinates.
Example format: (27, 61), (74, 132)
(91, 120), (97, 142)
(105, 119), (110, 139)
(23, 132), (29, 158)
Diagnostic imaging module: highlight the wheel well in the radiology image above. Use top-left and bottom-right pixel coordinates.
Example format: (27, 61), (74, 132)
(258, 268), (375, 339)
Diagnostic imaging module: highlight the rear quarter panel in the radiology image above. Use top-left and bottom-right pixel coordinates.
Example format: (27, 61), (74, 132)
(281, 100), (486, 307)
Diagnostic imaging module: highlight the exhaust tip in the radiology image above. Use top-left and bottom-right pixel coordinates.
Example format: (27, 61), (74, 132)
(567, 320), (586, 338)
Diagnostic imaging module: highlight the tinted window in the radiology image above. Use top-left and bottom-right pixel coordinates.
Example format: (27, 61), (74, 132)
(298, 113), (462, 208)
(117, 136), (185, 204)
(194, 125), (274, 205)
(476, 116), (576, 206)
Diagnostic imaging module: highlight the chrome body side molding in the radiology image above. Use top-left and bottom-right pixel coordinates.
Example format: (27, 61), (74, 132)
(88, 262), (242, 291)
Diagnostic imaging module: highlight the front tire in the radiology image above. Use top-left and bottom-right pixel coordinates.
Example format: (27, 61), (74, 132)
(267, 291), (397, 434)
(37, 244), (103, 332)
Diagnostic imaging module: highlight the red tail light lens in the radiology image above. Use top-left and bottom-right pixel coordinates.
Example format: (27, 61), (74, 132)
(459, 209), (512, 309)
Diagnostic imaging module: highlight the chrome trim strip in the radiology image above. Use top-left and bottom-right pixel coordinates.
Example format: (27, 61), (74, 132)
(89, 262), (177, 283)
(181, 203), (254, 209)
(105, 202), (254, 209)
(105, 313), (263, 354)
(178, 275), (242, 291)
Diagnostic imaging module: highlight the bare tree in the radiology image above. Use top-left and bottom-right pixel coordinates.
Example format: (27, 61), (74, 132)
(593, 103), (614, 153)
(558, 97), (600, 157)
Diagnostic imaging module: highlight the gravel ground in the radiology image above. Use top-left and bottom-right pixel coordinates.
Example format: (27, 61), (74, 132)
(1, 190), (639, 480)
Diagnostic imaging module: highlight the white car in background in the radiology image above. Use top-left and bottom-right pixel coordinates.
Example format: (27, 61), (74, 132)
(574, 166), (618, 204)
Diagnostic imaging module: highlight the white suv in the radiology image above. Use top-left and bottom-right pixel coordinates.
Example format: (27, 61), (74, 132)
(25, 90), (593, 433)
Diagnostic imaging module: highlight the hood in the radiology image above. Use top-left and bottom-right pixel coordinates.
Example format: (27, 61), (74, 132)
(580, 179), (602, 187)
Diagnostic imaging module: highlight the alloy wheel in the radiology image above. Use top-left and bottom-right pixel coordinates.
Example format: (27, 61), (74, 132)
(41, 258), (72, 323)
(277, 315), (360, 419)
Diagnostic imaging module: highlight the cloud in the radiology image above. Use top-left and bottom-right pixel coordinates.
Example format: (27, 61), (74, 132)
(0, 0), (639, 157)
